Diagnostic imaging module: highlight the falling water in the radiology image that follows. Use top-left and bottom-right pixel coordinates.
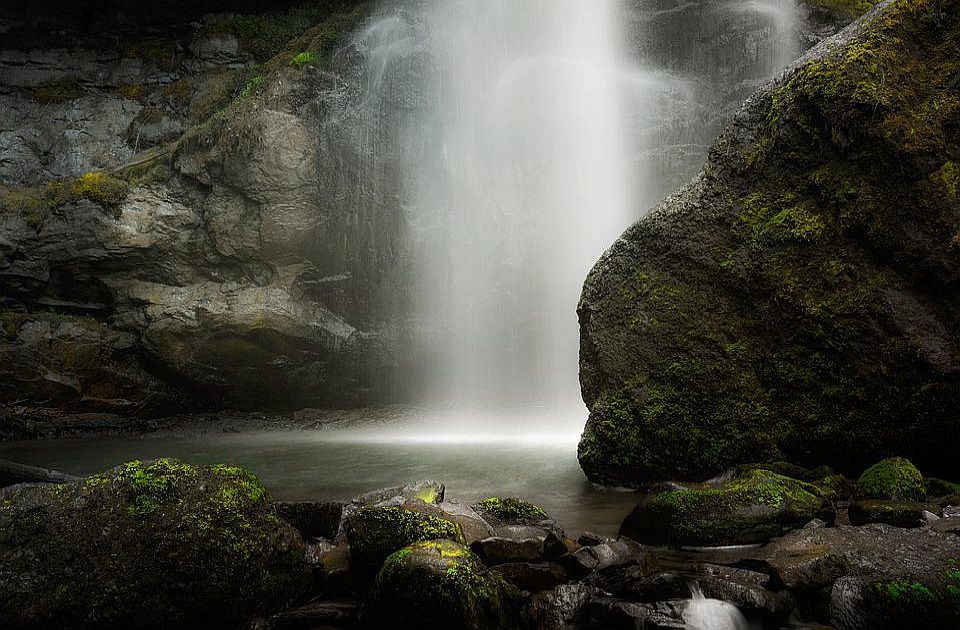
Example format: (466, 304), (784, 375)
(349, 0), (801, 427)
(405, 0), (634, 416)
(684, 582), (751, 630)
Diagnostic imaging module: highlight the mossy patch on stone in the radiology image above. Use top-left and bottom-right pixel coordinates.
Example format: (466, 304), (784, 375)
(364, 539), (520, 630)
(619, 469), (835, 546)
(856, 457), (926, 501)
(344, 506), (465, 579)
(0, 459), (310, 629)
(0, 171), (129, 229)
(848, 498), (939, 527)
(471, 497), (549, 524)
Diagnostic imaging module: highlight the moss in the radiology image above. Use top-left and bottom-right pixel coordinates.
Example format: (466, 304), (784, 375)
(344, 506), (465, 578)
(290, 51), (318, 67)
(0, 459), (308, 628)
(621, 469), (834, 546)
(848, 498), (938, 527)
(580, 0), (960, 485)
(72, 171), (129, 207)
(472, 497), (548, 523)
(856, 457), (926, 501)
(29, 77), (83, 104)
(366, 539), (519, 630)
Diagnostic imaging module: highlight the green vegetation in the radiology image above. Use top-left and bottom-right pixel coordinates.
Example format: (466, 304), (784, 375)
(579, 0), (960, 484)
(472, 497), (548, 523)
(856, 457), (926, 501)
(290, 51), (318, 67)
(344, 506), (465, 578)
(0, 459), (308, 628)
(365, 539), (519, 630)
(622, 469), (834, 545)
(0, 171), (128, 229)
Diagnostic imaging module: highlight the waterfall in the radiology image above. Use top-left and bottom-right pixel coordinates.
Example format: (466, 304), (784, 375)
(684, 581), (751, 630)
(350, 0), (801, 427)
(405, 0), (634, 414)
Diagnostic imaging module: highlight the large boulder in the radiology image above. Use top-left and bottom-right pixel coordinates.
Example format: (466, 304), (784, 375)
(578, 0), (960, 485)
(362, 539), (520, 630)
(0, 458), (311, 629)
(619, 469), (835, 546)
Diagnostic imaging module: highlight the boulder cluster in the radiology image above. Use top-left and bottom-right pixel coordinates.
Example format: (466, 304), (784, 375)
(1, 455), (957, 629)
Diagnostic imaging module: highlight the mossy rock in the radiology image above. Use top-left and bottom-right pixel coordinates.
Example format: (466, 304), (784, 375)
(363, 539), (520, 630)
(856, 457), (926, 501)
(925, 477), (960, 499)
(578, 0), (960, 486)
(0, 459), (310, 629)
(619, 469), (836, 546)
(471, 497), (549, 525)
(834, 574), (960, 630)
(344, 506), (464, 579)
(848, 499), (940, 528)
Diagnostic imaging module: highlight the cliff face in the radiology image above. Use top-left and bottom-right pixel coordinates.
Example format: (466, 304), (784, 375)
(579, 0), (960, 485)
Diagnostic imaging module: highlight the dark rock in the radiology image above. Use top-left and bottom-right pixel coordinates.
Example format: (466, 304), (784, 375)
(524, 583), (600, 630)
(925, 477), (960, 500)
(848, 499), (941, 528)
(0, 459), (311, 629)
(305, 539), (352, 595)
(577, 531), (605, 547)
(0, 458), (77, 487)
(579, 597), (687, 630)
(277, 501), (344, 540)
(563, 538), (659, 579)
(269, 599), (361, 630)
(831, 574), (960, 630)
(577, 0), (960, 486)
(619, 469), (835, 546)
(491, 562), (568, 592)
(471, 525), (567, 566)
(353, 480), (445, 507)
(343, 505), (463, 579)
(362, 539), (519, 630)
(398, 498), (494, 545)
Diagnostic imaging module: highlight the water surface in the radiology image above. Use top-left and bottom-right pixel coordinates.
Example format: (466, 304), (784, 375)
(0, 426), (641, 536)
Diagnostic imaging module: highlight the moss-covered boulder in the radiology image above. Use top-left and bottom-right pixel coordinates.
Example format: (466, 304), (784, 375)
(848, 499), (941, 527)
(471, 497), (550, 526)
(619, 469), (836, 546)
(0, 458), (310, 629)
(362, 539), (520, 630)
(926, 477), (960, 499)
(855, 457), (926, 501)
(344, 506), (465, 579)
(578, 0), (960, 485)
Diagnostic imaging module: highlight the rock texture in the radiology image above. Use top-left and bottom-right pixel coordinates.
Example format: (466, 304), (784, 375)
(578, 0), (960, 485)
(0, 458), (311, 630)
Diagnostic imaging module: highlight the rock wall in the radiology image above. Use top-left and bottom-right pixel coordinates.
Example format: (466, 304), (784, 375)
(578, 0), (960, 485)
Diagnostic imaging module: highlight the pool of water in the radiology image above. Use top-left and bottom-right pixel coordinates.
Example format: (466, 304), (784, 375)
(0, 424), (642, 536)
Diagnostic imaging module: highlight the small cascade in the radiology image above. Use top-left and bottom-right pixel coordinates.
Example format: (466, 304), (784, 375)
(684, 581), (751, 630)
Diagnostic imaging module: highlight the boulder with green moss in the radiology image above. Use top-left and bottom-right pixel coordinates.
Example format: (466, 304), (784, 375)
(578, 0), (960, 486)
(848, 498), (940, 527)
(0, 458), (310, 629)
(855, 457), (926, 501)
(362, 539), (520, 630)
(343, 506), (465, 579)
(619, 469), (836, 546)
(471, 497), (550, 526)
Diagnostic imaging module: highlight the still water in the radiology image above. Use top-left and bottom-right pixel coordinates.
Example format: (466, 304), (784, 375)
(0, 425), (641, 536)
